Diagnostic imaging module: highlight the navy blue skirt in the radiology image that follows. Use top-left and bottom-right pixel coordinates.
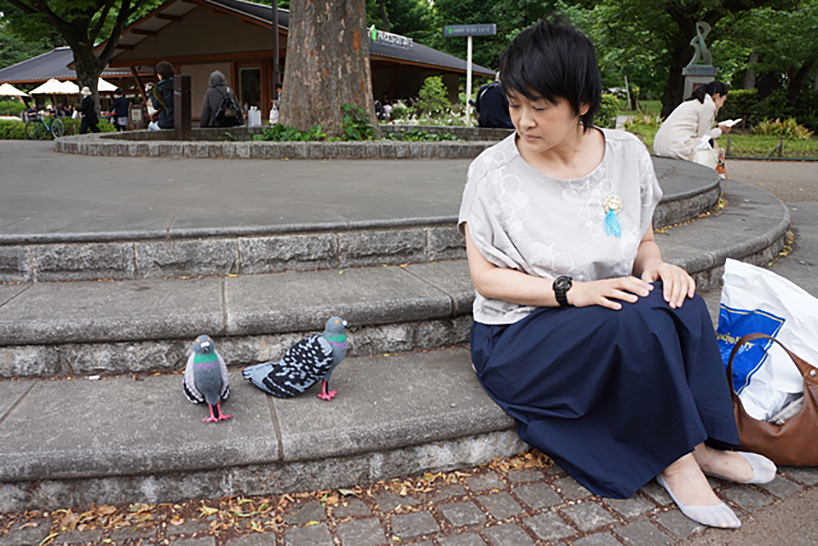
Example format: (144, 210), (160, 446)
(470, 283), (739, 499)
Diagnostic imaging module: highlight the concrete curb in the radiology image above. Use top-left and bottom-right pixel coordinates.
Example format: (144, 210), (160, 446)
(0, 182), (790, 379)
(0, 348), (524, 512)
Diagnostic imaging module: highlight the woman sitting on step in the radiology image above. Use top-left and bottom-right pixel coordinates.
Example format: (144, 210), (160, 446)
(458, 16), (775, 529)
(653, 81), (731, 177)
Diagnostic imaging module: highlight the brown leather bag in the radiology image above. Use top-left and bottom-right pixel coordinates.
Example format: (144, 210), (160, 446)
(727, 333), (818, 466)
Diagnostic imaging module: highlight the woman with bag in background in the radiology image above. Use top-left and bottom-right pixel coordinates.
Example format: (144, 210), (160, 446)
(200, 70), (244, 128)
(653, 81), (731, 177)
(459, 17), (776, 530)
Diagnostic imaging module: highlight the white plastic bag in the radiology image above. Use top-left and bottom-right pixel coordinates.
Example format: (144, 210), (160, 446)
(247, 107), (261, 127)
(716, 259), (817, 420)
(692, 136), (718, 170)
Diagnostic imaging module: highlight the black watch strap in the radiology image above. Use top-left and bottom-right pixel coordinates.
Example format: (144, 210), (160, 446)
(553, 276), (573, 308)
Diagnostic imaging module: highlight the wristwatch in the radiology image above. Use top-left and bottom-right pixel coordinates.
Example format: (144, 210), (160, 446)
(553, 276), (573, 308)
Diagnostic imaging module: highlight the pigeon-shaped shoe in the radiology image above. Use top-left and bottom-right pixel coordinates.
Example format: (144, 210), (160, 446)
(183, 335), (232, 422)
(242, 316), (347, 401)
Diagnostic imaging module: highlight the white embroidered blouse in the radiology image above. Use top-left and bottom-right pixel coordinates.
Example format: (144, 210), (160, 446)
(458, 128), (663, 325)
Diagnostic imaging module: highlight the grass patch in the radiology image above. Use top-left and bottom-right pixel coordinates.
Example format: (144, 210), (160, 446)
(615, 98), (662, 116)
(624, 123), (818, 158)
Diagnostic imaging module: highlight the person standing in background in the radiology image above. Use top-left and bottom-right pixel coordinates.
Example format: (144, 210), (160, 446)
(78, 86), (100, 134)
(110, 88), (129, 131)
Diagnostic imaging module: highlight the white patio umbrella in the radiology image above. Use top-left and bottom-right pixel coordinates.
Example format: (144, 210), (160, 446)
(97, 78), (118, 92)
(0, 82), (29, 116)
(61, 80), (80, 94)
(30, 78), (69, 95)
(0, 83), (29, 97)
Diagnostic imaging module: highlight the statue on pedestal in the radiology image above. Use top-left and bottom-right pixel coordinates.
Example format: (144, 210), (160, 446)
(687, 21), (712, 67)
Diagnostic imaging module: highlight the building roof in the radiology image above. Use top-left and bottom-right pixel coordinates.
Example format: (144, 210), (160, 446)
(112, 0), (493, 77)
(0, 0), (494, 86)
(0, 47), (134, 85)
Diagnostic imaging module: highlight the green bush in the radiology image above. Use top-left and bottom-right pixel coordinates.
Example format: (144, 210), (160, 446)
(0, 100), (26, 116)
(717, 89), (758, 126)
(411, 76), (451, 117)
(340, 103), (377, 141)
(596, 94), (619, 128)
(389, 105), (408, 120)
(751, 117), (814, 139)
(251, 123), (326, 141)
(791, 88), (818, 131)
(0, 119), (27, 139)
(385, 128), (457, 141)
(751, 89), (791, 125)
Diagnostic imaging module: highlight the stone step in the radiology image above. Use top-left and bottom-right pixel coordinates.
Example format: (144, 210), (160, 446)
(0, 347), (524, 512)
(0, 156), (719, 283)
(0, 180), (789, 379)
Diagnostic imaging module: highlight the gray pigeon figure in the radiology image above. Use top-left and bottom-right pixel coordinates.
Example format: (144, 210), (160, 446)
(183, 334), (232, 422)
(242, 316), (347, 401)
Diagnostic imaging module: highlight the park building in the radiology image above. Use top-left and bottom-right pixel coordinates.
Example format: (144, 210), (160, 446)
(0, 0), (493, 125)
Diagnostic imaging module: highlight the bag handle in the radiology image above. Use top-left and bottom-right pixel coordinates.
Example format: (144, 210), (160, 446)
(726, 332), (818, 394)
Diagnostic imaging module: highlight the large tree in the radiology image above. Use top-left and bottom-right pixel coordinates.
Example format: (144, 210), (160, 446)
(716, 1), (818, 100)
(280, 0), (379, 138)
(0, 21), (57, 70)
(568, 0), (798, 117)
(0, 0), (160, 106)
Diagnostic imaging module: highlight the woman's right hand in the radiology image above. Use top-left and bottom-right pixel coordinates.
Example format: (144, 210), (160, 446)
(568, 277), (653, 310)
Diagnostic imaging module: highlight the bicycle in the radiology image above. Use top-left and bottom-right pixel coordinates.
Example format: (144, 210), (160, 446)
(25, 114), (65, 140)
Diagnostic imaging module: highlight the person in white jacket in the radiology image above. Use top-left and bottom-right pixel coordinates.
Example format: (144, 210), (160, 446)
(653, 81), (730, 162)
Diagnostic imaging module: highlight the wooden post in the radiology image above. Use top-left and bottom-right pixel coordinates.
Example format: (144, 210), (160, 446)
(778, 137), (784, 158)
(725, 134), (732, 157)
(272, 0), (280, 88)
(174, 74), (191, 140)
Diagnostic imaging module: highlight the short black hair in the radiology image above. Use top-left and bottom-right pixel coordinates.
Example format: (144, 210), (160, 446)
(499, 15), (601, 131)
(689, 81), (729, 103)
(154, 61), (175, 80)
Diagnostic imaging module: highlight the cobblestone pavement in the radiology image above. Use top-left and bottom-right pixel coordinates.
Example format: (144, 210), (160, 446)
(1, 452), (817, 545)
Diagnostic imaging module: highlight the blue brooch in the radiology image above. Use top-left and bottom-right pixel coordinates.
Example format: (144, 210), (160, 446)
(604, 195), (623, 237)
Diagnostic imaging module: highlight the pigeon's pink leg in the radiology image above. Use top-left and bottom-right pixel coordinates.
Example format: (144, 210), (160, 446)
(203, 403), (232, 423)
(203, 404), (218, 423)
(316, 380), (337, 401)
(216, 402), (232, 421)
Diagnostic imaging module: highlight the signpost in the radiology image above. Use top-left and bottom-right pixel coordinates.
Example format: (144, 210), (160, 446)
(444, 24), (496, 121)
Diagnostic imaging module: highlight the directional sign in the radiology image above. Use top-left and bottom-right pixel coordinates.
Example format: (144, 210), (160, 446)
(444, 24), (496, 38)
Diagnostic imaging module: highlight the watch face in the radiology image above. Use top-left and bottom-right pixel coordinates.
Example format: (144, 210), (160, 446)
(554, 276), (572, 290)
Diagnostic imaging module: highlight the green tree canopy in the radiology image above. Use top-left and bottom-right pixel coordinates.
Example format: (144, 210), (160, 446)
(0, 0), (163, 104)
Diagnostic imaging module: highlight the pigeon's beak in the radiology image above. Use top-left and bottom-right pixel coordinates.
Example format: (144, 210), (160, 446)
(201, 341), (210, 350)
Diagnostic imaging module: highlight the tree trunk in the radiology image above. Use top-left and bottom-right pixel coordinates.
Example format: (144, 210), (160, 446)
(72, 48), (105, 113)
(377, 0), (390, 32)
(659, 28), (694, 119)
(280, 0), (379, 139)
(743, 52), (758, 90)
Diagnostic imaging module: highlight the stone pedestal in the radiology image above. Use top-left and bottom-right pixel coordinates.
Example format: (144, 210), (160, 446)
(683, 65), (717, 99)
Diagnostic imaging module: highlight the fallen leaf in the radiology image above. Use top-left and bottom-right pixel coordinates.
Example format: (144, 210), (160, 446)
(39, 532), (61, 546)
(199, 506), (219, 517)
(304, 521), (321, 527)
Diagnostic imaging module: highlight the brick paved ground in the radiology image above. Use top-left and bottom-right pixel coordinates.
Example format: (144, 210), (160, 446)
(1, 452), (816, 545)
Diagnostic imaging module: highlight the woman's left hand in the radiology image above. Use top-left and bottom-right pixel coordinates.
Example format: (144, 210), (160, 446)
(640, 262), (696, 309)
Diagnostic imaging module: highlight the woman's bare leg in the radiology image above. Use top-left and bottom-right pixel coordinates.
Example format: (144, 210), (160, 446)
(659, 451), (741, 528)
(693, 443), (776, 484)
(693, 444), (753, 482)
(660, 452), (722, 507)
